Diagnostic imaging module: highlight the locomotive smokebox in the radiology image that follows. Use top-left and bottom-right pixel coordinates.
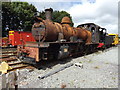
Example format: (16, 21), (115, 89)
(45, 8), (53, 20)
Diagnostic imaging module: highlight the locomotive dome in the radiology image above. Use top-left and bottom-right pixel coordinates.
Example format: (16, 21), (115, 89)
(61, 16), (72, 24)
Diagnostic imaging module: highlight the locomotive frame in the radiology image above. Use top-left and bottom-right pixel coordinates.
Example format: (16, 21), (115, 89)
(18, 41), (98, 64)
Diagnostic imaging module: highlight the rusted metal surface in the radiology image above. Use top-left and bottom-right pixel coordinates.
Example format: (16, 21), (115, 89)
(25, 46), (39, 62)
(25, 42), (49, 47)
(75, 27), (92, 44)
(32, 8), (92, 44)
(32, 18), (92, 44)
(61, 16), (72, 24)
(32, 21), (46, 42)
(17, 45), (40, 62)
(45, 8), (53, 20)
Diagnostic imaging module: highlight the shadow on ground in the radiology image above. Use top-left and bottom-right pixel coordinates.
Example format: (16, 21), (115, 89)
(24, 46), (114, 71)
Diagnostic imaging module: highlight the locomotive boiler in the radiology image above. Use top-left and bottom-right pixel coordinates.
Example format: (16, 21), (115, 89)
(32, 8), (92, 44)
(18, 8), (99, 64)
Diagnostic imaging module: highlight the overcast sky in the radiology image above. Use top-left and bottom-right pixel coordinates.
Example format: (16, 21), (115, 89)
(12, 0), (119, 34)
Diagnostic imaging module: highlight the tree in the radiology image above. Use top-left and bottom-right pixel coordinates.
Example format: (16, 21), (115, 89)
(2, 2), (73, 37)
(2, 2), (37, 37)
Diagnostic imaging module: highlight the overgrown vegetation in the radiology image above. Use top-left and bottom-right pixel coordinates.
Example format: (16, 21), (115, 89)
(2, 2), (73, 37)
(2, 2), (37, 36)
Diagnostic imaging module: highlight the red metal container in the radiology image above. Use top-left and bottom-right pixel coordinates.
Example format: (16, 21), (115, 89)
(9, 30), (36, 46)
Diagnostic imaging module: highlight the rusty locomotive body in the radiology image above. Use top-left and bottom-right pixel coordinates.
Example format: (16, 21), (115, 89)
(17, 8), (108, 64)
(32, 8), (92, 44)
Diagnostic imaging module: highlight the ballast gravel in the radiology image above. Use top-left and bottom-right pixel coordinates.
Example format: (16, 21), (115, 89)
(0, 46), (119, 88)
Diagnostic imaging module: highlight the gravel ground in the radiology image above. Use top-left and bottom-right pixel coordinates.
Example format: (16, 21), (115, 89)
(0, 46), (119, 88)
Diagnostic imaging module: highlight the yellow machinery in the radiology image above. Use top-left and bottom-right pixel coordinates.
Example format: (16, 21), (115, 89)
(108, 34), (119, 45)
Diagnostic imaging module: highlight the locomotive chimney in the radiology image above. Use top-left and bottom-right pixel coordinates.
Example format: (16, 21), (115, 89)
(45, 8), (53, 20)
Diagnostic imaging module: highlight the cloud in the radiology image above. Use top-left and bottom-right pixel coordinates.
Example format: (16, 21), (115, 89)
(67, 0), (118, 34)
(12, 0), (118, 34)
(30, 2), (73, 11)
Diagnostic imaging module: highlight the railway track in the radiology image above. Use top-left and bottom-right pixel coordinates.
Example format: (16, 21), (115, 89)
(0, 47), (31, 73)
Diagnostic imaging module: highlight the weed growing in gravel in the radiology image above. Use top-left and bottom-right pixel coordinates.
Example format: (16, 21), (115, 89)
(94, 66), (100, 69)
(105, 62), (109, 64)
(70, 80), (74, 86)
(79, 61), (82, 63)
(112, 77), (116, 80)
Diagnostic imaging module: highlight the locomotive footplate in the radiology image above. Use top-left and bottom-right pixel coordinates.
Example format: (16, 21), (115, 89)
(17, 41), (99, 64)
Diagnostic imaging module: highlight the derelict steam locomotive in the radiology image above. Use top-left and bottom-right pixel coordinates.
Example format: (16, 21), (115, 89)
(17, 8), (114, 64)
